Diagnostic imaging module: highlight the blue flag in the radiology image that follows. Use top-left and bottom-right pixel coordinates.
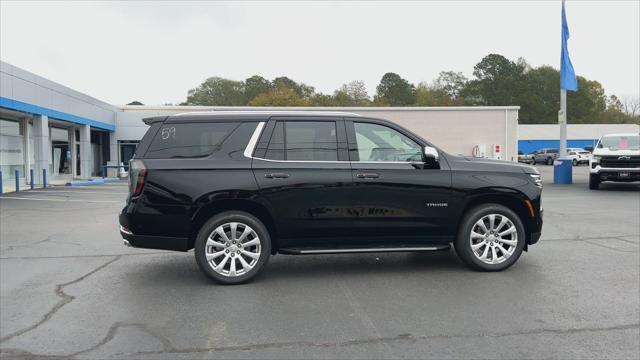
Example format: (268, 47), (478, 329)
(561, 0), (578, 91)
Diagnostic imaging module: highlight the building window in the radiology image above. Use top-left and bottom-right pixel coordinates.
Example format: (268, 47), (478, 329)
(119, 140), (140, 166)
(51, 127), (71, 176)
(0, 118), (25, 180)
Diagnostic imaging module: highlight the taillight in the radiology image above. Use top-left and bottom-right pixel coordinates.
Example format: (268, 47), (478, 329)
(128, 159), (147, 196)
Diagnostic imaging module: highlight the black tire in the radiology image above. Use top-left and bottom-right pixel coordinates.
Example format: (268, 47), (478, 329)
(453, 204), (526, 272)
(572, 159), (578, 166)
(194, 211), (271, 284)
(546, 157), (553, 165)
(531, 158), (536, 165)
(589, 174), (600, 190)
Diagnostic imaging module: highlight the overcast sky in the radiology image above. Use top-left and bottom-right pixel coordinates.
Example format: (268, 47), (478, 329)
(1, 1), (638, 105)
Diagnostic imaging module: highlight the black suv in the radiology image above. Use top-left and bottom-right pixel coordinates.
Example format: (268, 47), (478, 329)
(120, 111), (543, 284)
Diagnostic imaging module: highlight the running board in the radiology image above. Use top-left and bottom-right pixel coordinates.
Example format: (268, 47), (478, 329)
(279, 244), (450, 255)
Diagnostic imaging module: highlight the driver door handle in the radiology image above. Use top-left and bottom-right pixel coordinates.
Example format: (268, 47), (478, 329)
(356, 173), (380, 179)
(264, 172), (290, 179)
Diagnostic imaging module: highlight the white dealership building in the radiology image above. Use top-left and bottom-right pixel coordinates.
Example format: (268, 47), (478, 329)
(1, 60), (637, 192)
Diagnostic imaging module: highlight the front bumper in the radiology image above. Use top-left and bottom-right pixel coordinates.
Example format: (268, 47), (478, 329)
(590, 166), (640, 181)
(529, 231), (542, 245)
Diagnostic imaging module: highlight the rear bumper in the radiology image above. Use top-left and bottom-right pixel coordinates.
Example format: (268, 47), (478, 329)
(119, 213), (190, 252)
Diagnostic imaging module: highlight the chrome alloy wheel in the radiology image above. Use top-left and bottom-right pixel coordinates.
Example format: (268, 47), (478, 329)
(205, 222), (261, 277)
(469, 214), (518, 265)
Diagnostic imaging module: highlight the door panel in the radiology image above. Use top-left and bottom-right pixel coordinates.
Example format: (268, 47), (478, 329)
(253, 160), (353, 245)
(252, 118), (353, 247)
(347, 120), (452, 242)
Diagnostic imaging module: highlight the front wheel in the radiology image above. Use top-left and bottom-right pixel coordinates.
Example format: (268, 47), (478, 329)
(194, 211), (271, 284)
(572, 159), (578, 166)
(531, 158), (536, 165)
(546, 157), (553, 165)
(454, 204), (525, 271)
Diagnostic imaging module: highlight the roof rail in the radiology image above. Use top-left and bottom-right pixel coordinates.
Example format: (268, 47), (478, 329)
(171, 110), (361, 117)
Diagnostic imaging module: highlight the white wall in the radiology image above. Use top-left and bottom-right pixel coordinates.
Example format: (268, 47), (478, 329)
(117, 105), (521, 162)
(519, 124), (640, 140)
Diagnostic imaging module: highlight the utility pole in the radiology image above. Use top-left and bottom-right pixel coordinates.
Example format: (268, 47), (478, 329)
(559, 89), (567, 156)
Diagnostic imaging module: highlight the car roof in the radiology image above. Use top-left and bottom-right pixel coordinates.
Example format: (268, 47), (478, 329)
(142, 110), (364, 125)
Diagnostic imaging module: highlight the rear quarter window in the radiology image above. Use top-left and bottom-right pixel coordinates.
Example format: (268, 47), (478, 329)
(144, 122), (238, 159)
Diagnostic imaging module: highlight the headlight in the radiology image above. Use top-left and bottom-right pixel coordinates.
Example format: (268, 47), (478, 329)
(591, 156), (601, 163)
(529, 174), (542, 188)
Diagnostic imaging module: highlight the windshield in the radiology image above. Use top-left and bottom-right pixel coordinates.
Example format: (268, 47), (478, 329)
(597, 135), (640, 151)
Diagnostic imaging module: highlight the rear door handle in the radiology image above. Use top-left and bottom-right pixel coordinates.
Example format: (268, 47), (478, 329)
(356, 173), (379, 179)
(264, 173), (290, 179)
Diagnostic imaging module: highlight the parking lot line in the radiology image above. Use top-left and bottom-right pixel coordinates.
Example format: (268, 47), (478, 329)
(0, 196), (122, 203)
(30, 190), (127, 194)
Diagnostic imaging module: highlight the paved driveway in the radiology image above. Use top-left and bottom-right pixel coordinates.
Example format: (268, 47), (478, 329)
(1, 166), (638, 359)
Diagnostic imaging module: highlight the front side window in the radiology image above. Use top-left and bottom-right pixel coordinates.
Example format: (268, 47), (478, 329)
(146, 122), (237, 158)
(264, 121), (338, 161)
(353, 122), (422, 162)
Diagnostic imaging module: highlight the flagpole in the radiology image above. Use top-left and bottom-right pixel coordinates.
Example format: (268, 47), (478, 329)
(560, 89), (567, 156)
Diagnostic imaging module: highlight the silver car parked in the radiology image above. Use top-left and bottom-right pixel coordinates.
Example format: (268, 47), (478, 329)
(531, 148), (559, 165)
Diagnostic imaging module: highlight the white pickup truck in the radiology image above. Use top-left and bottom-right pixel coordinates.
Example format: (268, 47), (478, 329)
(589, 133), (640, 190)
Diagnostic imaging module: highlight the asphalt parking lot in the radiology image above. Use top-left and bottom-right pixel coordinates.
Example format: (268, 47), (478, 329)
(1, 165), (638, 359)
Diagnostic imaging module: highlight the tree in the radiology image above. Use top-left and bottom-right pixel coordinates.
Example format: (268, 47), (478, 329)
(374, 72), (416, 106)
(333, 80), (371, 106)
(244, 75), (273, 102)
(433, 71), (468, 101)
(310, 93), (337, 106)
(183, 77), (246, 106)
(566, 77), (607, 123)
(622, 96), (640, 118)
(415, 82), (453, 106)
(248, 87), (311, 106)
(126, 100), (144, 105)
(273, 76), (315, 98)
(517, 66), (560, 124)
(462, 54), (528, 106)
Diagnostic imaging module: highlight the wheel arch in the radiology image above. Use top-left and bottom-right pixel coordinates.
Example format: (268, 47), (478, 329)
(456, 190), (536, 248)
(190, 199), (279, 253)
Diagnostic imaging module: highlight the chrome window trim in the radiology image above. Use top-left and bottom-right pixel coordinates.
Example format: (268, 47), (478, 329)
(244, 121), (426, 165)
(250, 157), (423, 164)
(243, 122), (265, 158)
(252, 157), (347, 163)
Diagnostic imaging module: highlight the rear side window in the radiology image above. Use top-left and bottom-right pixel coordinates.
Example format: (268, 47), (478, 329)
(265, 121), (285, 160)
(264, 121), (338, 161)
(145, 122), (237, 158)
(286, 121), (337, 161)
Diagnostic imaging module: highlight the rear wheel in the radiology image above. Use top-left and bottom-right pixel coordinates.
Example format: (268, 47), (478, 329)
(546, 157), (553, 165)
(194, 211), (271, 284)
(454, 204), (525, 271)
(589, 174), (600, 190)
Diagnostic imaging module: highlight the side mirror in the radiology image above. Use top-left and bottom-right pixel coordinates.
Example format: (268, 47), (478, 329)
(424, 146), (439, 162)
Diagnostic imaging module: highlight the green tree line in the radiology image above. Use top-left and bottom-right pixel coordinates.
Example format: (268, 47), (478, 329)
(181, 54), (639, 124)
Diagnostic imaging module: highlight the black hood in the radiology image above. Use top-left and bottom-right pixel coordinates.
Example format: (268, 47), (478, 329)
(445, 154), (538, 174)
